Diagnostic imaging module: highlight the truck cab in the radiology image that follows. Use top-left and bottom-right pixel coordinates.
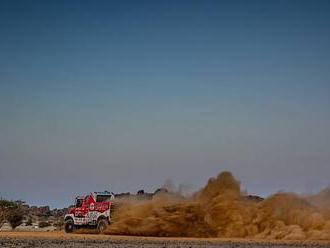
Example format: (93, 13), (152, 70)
(64, 191), (115, 233)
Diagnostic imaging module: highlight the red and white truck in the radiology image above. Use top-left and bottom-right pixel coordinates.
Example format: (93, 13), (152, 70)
(64, 191), (115, 233)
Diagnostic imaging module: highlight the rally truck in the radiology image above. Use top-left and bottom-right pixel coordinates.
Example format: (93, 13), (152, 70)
(64, 191), (115, 233)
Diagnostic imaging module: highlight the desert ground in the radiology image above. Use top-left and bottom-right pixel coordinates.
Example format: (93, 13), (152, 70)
(0, 231), (330, 248)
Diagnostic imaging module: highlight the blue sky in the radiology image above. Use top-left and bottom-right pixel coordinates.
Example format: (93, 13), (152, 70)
(0, 0), (329, 207)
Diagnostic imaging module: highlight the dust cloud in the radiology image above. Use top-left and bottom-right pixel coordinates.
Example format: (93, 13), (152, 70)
(106, 171), (330, 240)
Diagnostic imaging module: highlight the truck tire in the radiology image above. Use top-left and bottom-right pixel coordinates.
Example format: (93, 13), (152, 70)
(64, 219), (75, 233)
(97, 219), (108, 234)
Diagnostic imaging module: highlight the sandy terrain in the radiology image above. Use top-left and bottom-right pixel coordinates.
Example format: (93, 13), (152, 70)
(0, 231), (329, 248)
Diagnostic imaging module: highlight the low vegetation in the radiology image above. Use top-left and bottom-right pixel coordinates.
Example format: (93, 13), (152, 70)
(0, 199), (24, 229)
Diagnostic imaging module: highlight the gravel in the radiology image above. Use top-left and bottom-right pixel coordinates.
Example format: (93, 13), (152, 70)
(0, 232), (329, 248)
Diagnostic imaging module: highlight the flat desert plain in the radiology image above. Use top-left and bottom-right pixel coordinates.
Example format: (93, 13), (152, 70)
(0, 232), (330, 248)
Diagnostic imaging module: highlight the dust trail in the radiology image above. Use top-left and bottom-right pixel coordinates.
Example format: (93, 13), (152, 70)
(106, 171), (330, 240)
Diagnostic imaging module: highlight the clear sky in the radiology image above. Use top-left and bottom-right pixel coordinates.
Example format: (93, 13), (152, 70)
(0, 0), (329, 208)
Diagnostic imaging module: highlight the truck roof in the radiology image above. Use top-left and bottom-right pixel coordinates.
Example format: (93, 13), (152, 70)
(93, 191), (113, 195)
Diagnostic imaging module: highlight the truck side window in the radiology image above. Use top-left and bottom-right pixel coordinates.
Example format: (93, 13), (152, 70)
(76, 199), (82, 207)
(96, 195), (110, 202)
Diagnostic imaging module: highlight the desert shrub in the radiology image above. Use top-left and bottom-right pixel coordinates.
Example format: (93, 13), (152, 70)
(0, 199), (18, 209)
(26, 217), (33, 226)
(6, 208), (24, 228)
(0, 199), (24, 228)
(38, 221), (51, 228)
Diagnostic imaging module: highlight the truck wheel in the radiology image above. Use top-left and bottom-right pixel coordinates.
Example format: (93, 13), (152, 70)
(64, 219), (75, 233)
(97, 219), (108, 234)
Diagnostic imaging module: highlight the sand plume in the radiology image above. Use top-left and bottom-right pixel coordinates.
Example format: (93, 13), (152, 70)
(106, 171), (330, 240)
